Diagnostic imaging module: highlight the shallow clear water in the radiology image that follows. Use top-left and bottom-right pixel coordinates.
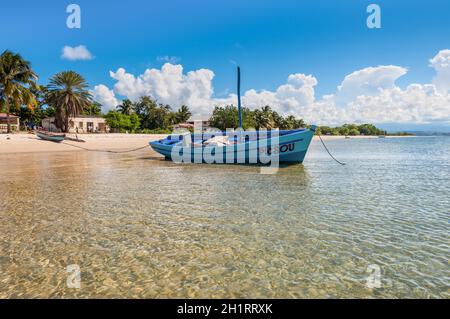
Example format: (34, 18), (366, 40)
(0, 137), (449, 298)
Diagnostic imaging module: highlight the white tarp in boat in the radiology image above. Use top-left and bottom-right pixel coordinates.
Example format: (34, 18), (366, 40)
(203, 135), (230, 146)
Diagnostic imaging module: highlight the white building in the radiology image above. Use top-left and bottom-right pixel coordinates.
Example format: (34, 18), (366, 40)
(42, 116), (109, 133)
(0, 113), (20, 132)
(173, 117), (211, 132)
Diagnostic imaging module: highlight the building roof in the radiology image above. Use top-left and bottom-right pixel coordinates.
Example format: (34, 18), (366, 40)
(187, 116), (210, 122)
(43, 116), (105, 120)
(71, 115), (104, 119)
(0, 113), (19, 118)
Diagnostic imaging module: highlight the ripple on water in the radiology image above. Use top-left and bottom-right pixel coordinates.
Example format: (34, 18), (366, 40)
(0, 138), (449, 298)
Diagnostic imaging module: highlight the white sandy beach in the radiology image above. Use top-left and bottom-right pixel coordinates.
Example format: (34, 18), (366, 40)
(0, 133), (401, 155)
(0, 133), (163, 154)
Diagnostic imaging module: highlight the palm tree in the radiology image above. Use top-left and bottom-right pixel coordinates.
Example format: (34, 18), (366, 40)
(254, 106), (272, 129)
(135, 96), (157, 128)
(297, 118), (306, 128)
(46, 71), (92, 132)
(175, 105), (192, 123)
(135, 96), (157, 116)
(117, 99), (134, 115)
(283, 115), (295, 130)
(0, 50), (38, 133)
(271, 110), (284, 129)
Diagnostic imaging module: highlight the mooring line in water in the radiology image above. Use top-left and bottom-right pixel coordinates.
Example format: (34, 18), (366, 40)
(61, 135), (346, 164)
(317, 134), (346, 165)
(61, 141), (149, 154)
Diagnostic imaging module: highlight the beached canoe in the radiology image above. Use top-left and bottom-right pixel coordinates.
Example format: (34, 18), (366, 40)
(149, 126), (316, 165)
(36, 131), (66, 142)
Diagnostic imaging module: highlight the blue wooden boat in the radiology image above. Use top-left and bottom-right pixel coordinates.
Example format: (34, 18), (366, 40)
(150, 127), (316, 164)
(36, 131), (66, 142)
(149, 67), (316, 165)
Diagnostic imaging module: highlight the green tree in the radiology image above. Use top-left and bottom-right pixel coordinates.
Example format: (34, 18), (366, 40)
(283, 115), (306, 130)
(129, 113), (140, 131)
(256, 105), (276, 129)
(315, 127), (321, 135)
(46, 71), (92, 132)
(104, 111), (140, 133)
(14, 84), (48, 129)
(104, 111), (129, 132)
(209, 104), (306, 131)
(129, 96), (190, 131)
(242, 107), (257, 129)
(117, 99), (134, 115)
(135, 96), (157, 129)
(318, 126), (334, 135)
(83, 102), (102, 116)
(209, 105), (239, 130)
(271, 109), (285, 129)
(317, 123), (388, 136)
(175, 105), (192, 123)
(155, 104), (173, 129)
(134, 96), (157, 117)
(338, 127), (350, 136)
(0, 50), (38, 133)
(141, 101), (172, 130)
(358, 124), (383, 136)
(253, 108), (271, 129)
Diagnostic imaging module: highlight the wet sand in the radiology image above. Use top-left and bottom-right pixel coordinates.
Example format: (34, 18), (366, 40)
(0, 133), (164, 154)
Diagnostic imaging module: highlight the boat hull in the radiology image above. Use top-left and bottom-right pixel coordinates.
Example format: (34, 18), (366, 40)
(149, 127), (316, 165)
(36, 131), (66, 142)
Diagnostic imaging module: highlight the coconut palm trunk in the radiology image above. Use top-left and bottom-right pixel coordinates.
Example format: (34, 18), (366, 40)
(5, 100), (11, 133)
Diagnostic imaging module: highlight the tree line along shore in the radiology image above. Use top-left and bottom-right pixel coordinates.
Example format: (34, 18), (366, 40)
(1, 50), (411, 136)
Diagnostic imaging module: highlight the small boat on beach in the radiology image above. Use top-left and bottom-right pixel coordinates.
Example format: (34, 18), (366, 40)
(150, 127), (316, 164)
(150, 67), (316, 165)
(35, 131), (66, 142)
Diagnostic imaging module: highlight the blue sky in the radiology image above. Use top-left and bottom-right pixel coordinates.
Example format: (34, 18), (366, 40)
(1, 0), (450, 129)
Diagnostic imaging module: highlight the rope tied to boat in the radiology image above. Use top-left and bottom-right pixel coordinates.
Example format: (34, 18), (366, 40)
(60, 141), (149, 154)
(55, 132), (346, 165)
(317, 133), (346, 165)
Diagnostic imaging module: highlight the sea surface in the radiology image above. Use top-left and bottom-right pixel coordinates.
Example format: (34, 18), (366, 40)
(0, 137), (449, 298)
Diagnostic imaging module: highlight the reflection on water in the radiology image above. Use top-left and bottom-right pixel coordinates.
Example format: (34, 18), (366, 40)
(0, 137), (449, 298)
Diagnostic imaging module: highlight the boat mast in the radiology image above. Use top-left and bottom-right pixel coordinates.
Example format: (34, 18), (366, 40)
(237, 66), (243, 128)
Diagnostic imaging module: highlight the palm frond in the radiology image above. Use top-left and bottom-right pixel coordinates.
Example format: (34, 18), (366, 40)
(45, 71), (92, 132)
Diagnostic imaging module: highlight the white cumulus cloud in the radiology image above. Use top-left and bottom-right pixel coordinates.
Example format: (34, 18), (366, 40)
(61, 45), (93, 61)
(338, 84), (450, 125)
(92, 49), (450, 126)
(241, 74), (318, 113)
(430, 49), (450, 94)
(109, 63), (215, 115)
(333, 65), (408, 105)
(91, 85), (119, 113)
